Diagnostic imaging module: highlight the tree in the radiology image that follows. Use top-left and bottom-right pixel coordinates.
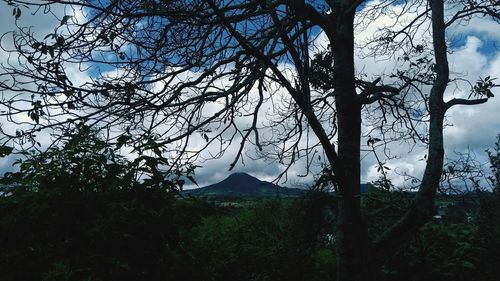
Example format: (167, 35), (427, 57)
(0, 126), (216, 281)
(0, 0), (498, 280)
(476, 134), (500, 281)
(0, 124), (190, 192)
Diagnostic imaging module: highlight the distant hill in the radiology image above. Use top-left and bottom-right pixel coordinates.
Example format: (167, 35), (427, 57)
(360, 183), (370, 193)
(182, 172), (305, 198)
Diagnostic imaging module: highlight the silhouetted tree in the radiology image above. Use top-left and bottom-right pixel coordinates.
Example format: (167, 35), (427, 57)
(1, 0), (498, 280)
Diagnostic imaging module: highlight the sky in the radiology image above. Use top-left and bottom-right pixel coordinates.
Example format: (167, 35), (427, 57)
(0, 1), (499, 190)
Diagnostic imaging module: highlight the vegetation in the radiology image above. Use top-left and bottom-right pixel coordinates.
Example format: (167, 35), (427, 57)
(1, 132), (500, 281)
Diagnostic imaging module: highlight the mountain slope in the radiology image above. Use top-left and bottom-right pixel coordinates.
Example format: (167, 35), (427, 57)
(183, 173), (305, 198)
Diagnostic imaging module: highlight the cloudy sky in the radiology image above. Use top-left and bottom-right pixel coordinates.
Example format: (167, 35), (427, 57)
(0, 1), (499, 189)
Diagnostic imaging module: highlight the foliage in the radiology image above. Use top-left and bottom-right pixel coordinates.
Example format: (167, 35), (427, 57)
(0, 127), (208, 281)
(0, 132), (339, 280)
(486, 134), (500, 190)
(475, 194), (500, 281)
(361, 169), (500, 281)
(474, 134), (500, 280)
(2, 132), (500, 281)
(476, 194), (500, 280)
(186, 195), (337, 281)
(1, 150), (336, 281)
(3, 180), (498, 281)
(1, 125), (190, 192)
(382, 222), (482, 281)
(0, 184), (223, 281)
(362, 179), (411, 237)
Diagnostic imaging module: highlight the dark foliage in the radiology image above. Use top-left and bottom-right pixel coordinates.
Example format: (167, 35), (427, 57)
(184, 192), (337, 281)
(0, 128), (217, 281)
(2, 134), (500, 280)
(1, 187), (174, 281)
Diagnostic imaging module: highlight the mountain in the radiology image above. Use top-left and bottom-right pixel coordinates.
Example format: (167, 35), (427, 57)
(360, 183), (370, 193)
(182, 172), (305, 198)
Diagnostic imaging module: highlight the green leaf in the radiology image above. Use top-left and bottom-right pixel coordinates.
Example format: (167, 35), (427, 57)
(142, 156), (158, 168)
(32, 42), (42, 49)
(153, 147), (162, 157)
(29, 112), (39, 124)
(186, 175), (198, 186)
(56, 36), (65, 46)
(60, 15), (71, 25)
(13, 7), (21, 19)
(47, 46), (55, 58)
(116, 135), (131, 149)
(64, 89), (74, 97)
(0, 145), (14, 157)
(461, 261), (475, 270)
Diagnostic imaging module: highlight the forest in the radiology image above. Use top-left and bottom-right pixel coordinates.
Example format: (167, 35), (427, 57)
(0, 130), (500, 281)
(0, 0), (499, 280)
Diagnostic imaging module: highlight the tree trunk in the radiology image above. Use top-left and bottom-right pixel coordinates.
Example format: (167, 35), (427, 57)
(374, 0), (449, 267)
(329, 5), (374, 281)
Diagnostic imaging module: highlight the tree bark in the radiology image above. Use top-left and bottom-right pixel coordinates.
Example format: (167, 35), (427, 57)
(324, 1), (452, 279)
(374, 0), (449, 265)
(329, 4), (374, 281)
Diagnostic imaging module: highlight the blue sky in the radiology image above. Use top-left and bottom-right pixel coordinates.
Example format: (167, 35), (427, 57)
(0, 1), (499, 190)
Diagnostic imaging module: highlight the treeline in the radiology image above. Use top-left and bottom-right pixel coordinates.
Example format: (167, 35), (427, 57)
(0, 182), (337, 281)
(1, 183), (500, 281)
(1, 131), (500, 280)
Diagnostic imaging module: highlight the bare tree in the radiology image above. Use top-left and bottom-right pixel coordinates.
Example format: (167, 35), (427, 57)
(0, 0), (498, 280)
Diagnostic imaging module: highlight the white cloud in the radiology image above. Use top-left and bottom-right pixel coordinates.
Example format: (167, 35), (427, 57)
(445, 45), (500, 151)
(351, 3), (500, 188)
(0, 1), (498, 190)
(448, 16), (500, 42)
